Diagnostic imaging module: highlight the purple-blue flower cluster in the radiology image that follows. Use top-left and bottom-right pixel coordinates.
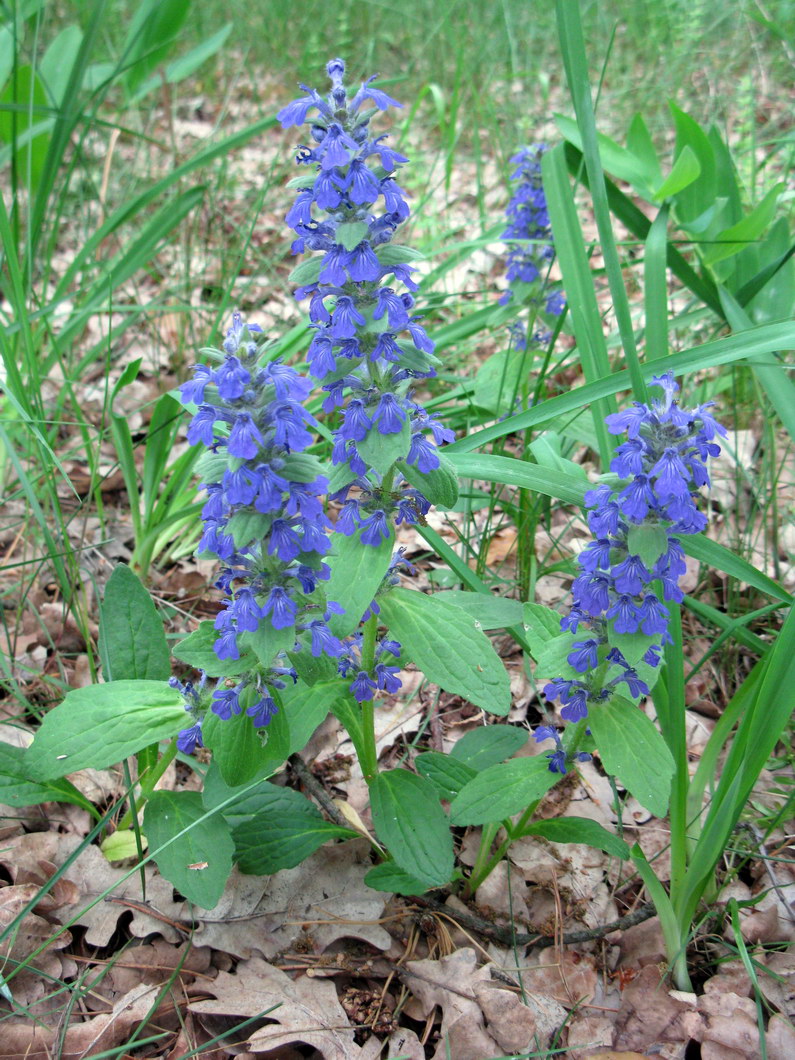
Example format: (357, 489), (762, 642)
(499, 144), (565, 348)
(176, 312), (346, 749)
(278, 59), (453, 539)
(544, 373), (726, 724)
(533, 725), (592, 774)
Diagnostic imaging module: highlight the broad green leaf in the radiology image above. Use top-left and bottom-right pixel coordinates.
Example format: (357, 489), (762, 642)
(473, 348), (526, 416)
(436, 591), (524, 630)
(377, 244), (425, 265)
(278, 677), (347, 751)
(172, 620), (257, 678)
(450, 756), (559, 826)
(522, 603), (565, 654)
(335, 221), (369, 251)
(0, 65), (50, 193)
(370, 770), (453, 888)
(25, 682), (184, 781)
(101, 829), (146, 862)
(239, 621), (295, 667)
(415, 752), (477, 800)
(201, 708), (265, 788)
(233, 785), (355, 874)
(607, 626), (658, 669)
(144, 791), (233, 908)
(288, 257), (322, 286)
(288, 641), (338, 685)
(703, 183), (783, 265)
(365, 862), (430, 896)
(358, 419), (411, 476)
(450, 725), (528, 770)
(555, 113), (657, 192)
(40, 25), (83, 105)
(533, 631), (578, 676)
(627, 524), (669, 571)
(589, 697), (675, 817)
(226, 510), (271, 549)
(522, 816), (630, 860)
(652, 145), (701, 201)
(325, 527), (395, 637)
(378, 587), (512, 715)
(281, 453), (327, 483)
(398, 453), (459, 509)
(121, 0), (191, 96)
(0, 741), (91, 812)
(98, 564), (171, 682)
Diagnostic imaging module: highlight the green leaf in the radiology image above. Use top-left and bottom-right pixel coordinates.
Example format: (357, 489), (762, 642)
(522, 603), (566, 654)
(335, 221), (370, 251)
(288, 641), (339, 685)
(358, 419), (411, 476)
(0, 741), (91, 812)
(703, 182), (783, 265)
(448, 452), (588, 507)
(377, 244), (425, 265)
(415, 752), (477, 800)
(365, 862), (430, 896)
(121, 0), (190, 96)
(172, 621), (257, 678)
(98, 565), (170, 682)
(369, 769), (454, 888)
(450, 725), (528, 770)
(450, 756), (559, 826)
(280, 453), (327, 483)
(436, 591), (524, 630)
(522, 817), (630, 860)
(626, 524), (669, 571)
(287, 256), (322, 286)
(277, 678), (346, 751)
(606, 626), (658, 669)
(144, 791), (233, 908)
(652, 145), (701, 201)
(473, 348), (526, 416)
(589, 697), (675, 817)
(533, 631), (577, 675)
(378, 587), (512, 715)
(25, 682), (184, 781)
(398, 453), (459, 509)
(225, 510), (271, 550)
(233, 784), (355, 874)
(239, 622), (295, 667)
(325, 527), (395, 637)
(201, 708), (265, 788)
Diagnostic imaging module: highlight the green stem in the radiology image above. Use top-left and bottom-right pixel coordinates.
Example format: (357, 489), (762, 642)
(465, 822), (501, 899)
(465, 718), (590, 895)
(661, 605), (690, 914)
(359, 613), (380, 784)
(117, 740), (179, 831)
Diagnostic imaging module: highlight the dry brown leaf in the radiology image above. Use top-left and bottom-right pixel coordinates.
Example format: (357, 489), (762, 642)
(190, 956), (363, 1058)
(187, 840), (391, 959)
(613, 965), (703, 1054)
(403, 947), (503, 1060)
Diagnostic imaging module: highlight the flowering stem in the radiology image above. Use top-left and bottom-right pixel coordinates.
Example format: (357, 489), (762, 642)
(659, 603), (690, 913)
(359, 613), (380, 784)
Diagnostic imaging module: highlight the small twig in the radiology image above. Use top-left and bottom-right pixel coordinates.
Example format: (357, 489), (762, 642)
(410, 894), (656, 950)
(289, 753), (349, 828)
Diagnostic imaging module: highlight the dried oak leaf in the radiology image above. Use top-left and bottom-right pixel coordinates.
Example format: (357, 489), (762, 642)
(0, 982), (161, 1060)
(186, 840), (390, 960)
(190, 956), (363, 1058)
